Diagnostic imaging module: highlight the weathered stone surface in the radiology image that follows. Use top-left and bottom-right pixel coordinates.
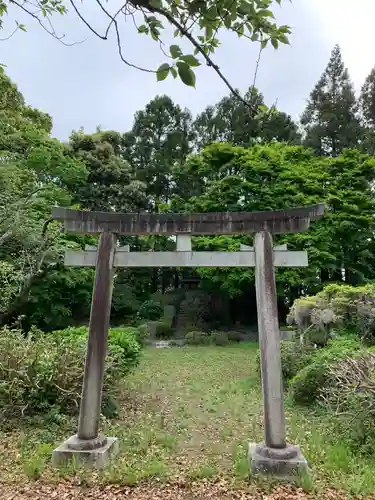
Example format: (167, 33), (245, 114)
(52, 204), (325, 235)
(280, 329), (296, 341)
(52, 435), (119, 470)
(77, 232), (117, 441)
(153, 341), (172, 349)
(254, 231), (286, 449)
(240, 243), (288, 251)
(176, 234), (192, 251)
(163, 305), (176, 327)
(65, 249), (308, 268)
(249, 442), (308, 479)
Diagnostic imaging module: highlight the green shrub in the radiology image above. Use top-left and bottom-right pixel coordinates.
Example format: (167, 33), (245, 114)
(255, 340), (314, 385)
(136, 323), (150, 346)
(107, 327), (141, 374)
(305, 328), (330, 347)
(185, 331), (211, 345)
(227, 330), (242, 342)
(54, 325), (141, 375)
(322, 335), (361, 354)
(155, 321), (174, 339)
(280, 341), (315, 383)
(212, 331), (229, 346)
(288, 283), (375, 345)
(54, 325), (87, 338)
(289, 360), (328, 405)
(289, 336), (361, 406)
(0, 327), (123, 419)
(138, 300), (163, 321)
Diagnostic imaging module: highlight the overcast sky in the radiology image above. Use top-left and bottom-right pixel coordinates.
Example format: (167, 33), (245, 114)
(2, 0), (375, 140)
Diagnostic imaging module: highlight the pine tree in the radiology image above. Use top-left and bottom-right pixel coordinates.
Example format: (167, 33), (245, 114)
(360, 67), (375, 127)
(301, 45), (361, 156)
(359, 66), (375, 154)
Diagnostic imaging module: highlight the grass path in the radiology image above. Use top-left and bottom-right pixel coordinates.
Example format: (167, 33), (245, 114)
(1, 344), (375, 498)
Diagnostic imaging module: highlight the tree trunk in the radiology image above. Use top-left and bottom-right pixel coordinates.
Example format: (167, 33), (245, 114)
(320, 268), (329, 284)
(174, 270), (180, 289)
(151, 268), (159, 293)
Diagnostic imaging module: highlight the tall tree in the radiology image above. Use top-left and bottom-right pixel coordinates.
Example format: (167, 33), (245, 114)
(0, 66), (52, 154)
(0, 68), (89, 327)
(301, 45), (361, 156)
(68, 129), (147, 212)
(359, 66), (375, 155)
(192, 86), (300, 150)
(123, 95), (192, 209)
(324, 149), (375, 284)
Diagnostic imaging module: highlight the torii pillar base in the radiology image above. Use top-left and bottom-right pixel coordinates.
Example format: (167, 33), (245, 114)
(249, 443), (308, 480)
(52, 434), (119, 470)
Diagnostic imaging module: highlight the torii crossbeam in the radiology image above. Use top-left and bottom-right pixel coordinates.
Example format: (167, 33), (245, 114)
(64, 240), (308, 268)
(52, 204), (324, 235)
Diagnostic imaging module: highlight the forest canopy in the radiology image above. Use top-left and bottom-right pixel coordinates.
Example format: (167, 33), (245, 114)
(1, 44), (375, 331)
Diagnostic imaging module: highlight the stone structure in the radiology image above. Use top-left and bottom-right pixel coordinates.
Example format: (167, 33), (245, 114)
(51, 204), (324, 475)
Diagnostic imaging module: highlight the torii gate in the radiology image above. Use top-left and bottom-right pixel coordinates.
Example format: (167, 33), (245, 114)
(51, 204), (324, 478)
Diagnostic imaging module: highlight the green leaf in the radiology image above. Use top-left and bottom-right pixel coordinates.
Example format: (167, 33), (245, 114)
(173, 29), (179, 37)
(278, 33), (290, 45)
(238, 1), (251, 14)
(156, 63), (170, 82)
(170, 44), (182, 59)
(261, 39), (268, 49)
(271, 38), (279, 49)
(170, 67), (178, 79)
(250, 32), (258, 41)
(279, 24), (291, 34)
(223, 14), (231, 29)
(137, 24), (148, 34)
(236, 24), (244, 37)
(206, 5), (217, 19)
(149, 0), (162, 8)
(15, 21), (27, 32)
(176, 62), (196, 87)
(258, 9), (275, 18)
(179, 54), (201, 67)
(205, 26), (213, 39)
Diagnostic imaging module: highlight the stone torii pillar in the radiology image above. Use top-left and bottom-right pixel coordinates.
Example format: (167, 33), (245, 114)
(50, 204), (324, 475)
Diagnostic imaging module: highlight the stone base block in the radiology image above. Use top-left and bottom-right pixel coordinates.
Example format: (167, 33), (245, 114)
(52, 435), (119, 470)
(249, 442), (308, 480)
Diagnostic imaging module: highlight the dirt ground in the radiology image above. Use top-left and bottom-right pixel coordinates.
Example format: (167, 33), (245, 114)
(0, 481), (363, 500)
